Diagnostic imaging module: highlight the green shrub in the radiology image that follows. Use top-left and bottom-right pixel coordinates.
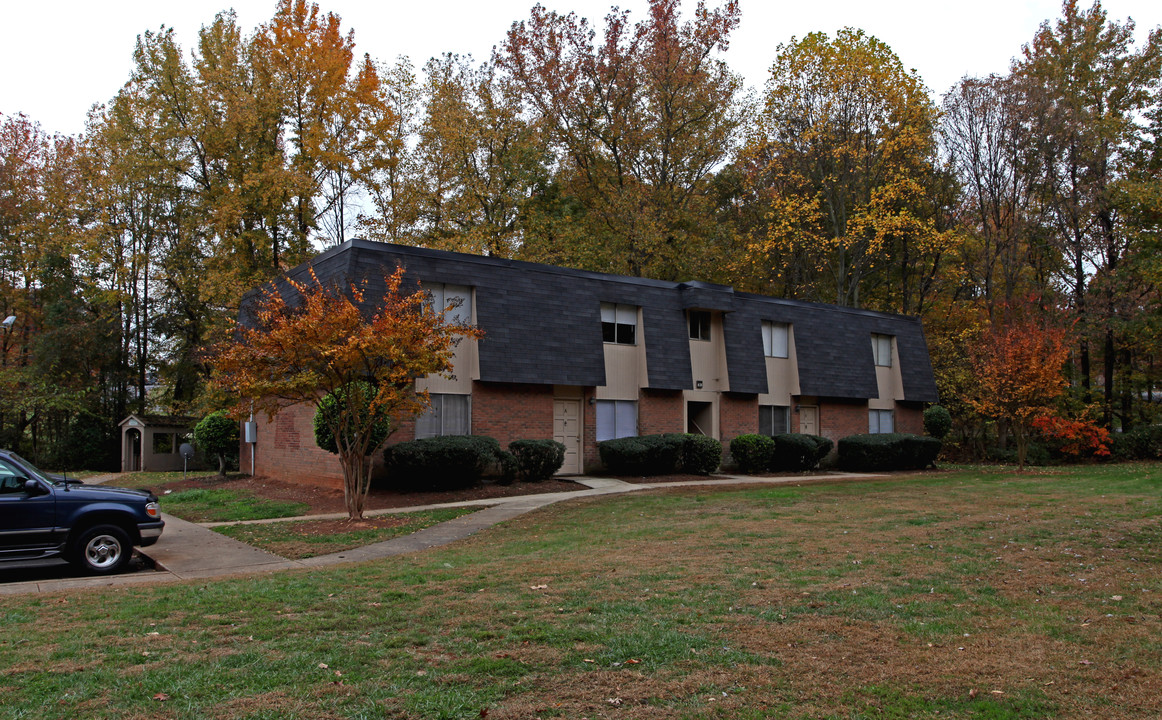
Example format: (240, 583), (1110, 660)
(838, 433), (942, 471)
(598, 434), (683, 475)
(680, 434), (722, 475)
(923, 405), (953, 440)
(494, 450), (519, 485)
(508, 439), (566, 482)
(313, 381), (392, 455)
(986, 442), (1051, 467)
(1109, 425), (1162, 461)
(730, 434), (776, 474)
(194, 411), (240, 476)
(383, 435), (501, 491)
(771, 433), (832, 471)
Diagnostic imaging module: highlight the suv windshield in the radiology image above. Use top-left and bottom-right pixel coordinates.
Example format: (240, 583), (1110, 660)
(6, 452), (54, 484)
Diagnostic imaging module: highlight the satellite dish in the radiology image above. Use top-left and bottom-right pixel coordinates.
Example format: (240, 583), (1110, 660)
(179, 443), (195, 460)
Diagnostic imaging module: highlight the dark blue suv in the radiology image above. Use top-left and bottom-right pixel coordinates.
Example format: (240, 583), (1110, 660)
(0, 450), (164, 574)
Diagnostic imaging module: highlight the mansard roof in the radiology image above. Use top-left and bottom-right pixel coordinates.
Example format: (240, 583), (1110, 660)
(253, 239), (939, 403)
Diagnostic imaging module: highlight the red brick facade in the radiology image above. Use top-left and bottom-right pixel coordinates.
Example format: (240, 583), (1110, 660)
(243, 387), (930, 485)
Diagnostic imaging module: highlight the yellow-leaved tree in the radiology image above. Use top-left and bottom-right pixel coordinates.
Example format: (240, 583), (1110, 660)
(742, 28), (947, 308)
(211, 267), (481, 519)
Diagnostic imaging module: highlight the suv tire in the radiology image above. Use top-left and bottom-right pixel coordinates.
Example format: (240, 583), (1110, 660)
(71, 524), (133, 575)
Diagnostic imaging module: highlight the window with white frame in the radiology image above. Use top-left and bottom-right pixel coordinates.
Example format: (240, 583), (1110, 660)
(869, 409), (894, 434)
(689, 310), (712, 340)
(759, 405), (790, 436)
(601, 303), (638, 345)
(595, 400), (637, 442)
(414, 394), (471, 439)
(762, 321), (790, 358)
(872, 334), (893, 367)
(427, 283), (473, 324)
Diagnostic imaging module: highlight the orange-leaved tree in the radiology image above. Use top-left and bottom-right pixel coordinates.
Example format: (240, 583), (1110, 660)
(211, 266), (480, 519)
(967, 314), (1072, 470)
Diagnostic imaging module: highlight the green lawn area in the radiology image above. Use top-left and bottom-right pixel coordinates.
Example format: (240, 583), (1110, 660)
(214, 507), (480, 558)
(2, 464), (1159, 718)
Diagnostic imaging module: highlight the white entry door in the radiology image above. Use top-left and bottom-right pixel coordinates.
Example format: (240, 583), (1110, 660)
(553, 399), (582, 474)
(799, 406), (818, 436)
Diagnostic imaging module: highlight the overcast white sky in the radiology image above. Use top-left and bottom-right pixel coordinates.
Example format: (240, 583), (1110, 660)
(2, 0), (1158, 137)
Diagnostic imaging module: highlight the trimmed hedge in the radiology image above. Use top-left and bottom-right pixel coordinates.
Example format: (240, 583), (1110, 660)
(598, 433), (722, 476)
(682, 434), (723, 475)
(838, 433), (942, 471)
(730, 434), (776, 474)
(508, 439), (566, 482)
(923, 405), (952, 440)
(772, 433), (833, 471)
(382, 435), (501, 491)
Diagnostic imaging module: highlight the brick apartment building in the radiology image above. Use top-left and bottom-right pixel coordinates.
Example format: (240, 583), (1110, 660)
(239, 240), (939, 486)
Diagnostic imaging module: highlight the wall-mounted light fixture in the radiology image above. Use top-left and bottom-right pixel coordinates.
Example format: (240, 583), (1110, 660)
(588, 397), (596, 405)
(695, 380), (704, 389)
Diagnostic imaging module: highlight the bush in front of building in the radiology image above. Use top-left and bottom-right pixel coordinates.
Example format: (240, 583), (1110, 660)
(599, 434), (723, 476)
(599, 434), (683, 475)
(312, 381), (392, 455)
(383, 435), (501, 491)
(194, 411), (240, 477)
(680, 433), (723, 475)
(923, 405), (953, 440)
(838, 433), (942, 471)
(729, 434), (776, 474)
(771, 433), (833, 472)
(508, 439), (566, 482)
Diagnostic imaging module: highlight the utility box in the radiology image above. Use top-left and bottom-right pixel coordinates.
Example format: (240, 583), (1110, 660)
(242, 421), (258, 443)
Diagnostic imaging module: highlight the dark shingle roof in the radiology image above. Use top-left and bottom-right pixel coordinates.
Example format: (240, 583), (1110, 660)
(261, 240), (938, 402)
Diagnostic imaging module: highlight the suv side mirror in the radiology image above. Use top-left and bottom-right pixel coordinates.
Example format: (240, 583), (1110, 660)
(23, 479), (47, 496)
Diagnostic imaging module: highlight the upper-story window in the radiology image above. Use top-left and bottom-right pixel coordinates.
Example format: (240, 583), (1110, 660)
(601, 303), (637, 345)
(762, 321), (790, 358)
(872, 333), (893, 367)
(428, 283), (473, 324)
(689, 310), (712, 341)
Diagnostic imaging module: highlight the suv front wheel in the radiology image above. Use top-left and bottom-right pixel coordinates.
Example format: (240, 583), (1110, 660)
(71, 524), (133, 575)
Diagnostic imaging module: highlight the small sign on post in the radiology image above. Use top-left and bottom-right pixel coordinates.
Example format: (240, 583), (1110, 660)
(179, 443), (195, 481)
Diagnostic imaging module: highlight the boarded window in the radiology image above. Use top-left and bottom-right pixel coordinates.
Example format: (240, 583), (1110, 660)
(596, 400), (637, 442)
(759, 405), (790, 436)
(414, 394), (471, 439)
(762, 321), (790, 358)
(869, 409), (894, 434)
(872, 334), (893, 367)
(427, 284), (473, 324)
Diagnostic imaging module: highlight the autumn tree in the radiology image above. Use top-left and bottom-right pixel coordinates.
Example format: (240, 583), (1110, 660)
(211, 267), (480, 519)
(1012, 0), (1161, 420)
(500, 0), (744, 279)
(967, 312), (1073, 469)
(741, 28), (948, 309)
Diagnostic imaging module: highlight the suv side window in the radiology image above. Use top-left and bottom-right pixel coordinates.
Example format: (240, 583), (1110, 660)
(0, 461), (28, 493)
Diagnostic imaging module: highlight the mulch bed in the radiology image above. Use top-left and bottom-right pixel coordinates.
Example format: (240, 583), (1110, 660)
(150, 474), (585, 516)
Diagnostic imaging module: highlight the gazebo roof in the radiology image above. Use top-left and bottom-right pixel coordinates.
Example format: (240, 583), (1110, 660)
(119, 414), (198, 429)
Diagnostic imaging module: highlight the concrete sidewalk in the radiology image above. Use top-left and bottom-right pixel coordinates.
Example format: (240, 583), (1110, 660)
(1, 472), (880, 595)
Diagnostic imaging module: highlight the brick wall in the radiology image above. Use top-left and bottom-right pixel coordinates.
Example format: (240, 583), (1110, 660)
(720, 393), (758, 443)
(247, 402), (346, 489)
(472, 382), (554, 446)
(817, 399), (871, 443)
(896, 403), (925, 435)
(639, 389), (683, 436)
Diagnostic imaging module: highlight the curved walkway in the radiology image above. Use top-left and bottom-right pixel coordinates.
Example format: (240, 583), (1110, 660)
(0, 472), (881, 595)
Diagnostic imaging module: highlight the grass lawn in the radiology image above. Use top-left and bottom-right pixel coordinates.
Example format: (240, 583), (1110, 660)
(214, 507), (480, 559)
(2, 464), (1159, 718)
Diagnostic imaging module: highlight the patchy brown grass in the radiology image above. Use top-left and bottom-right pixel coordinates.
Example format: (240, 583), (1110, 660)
(3, 465), (1160, 719)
